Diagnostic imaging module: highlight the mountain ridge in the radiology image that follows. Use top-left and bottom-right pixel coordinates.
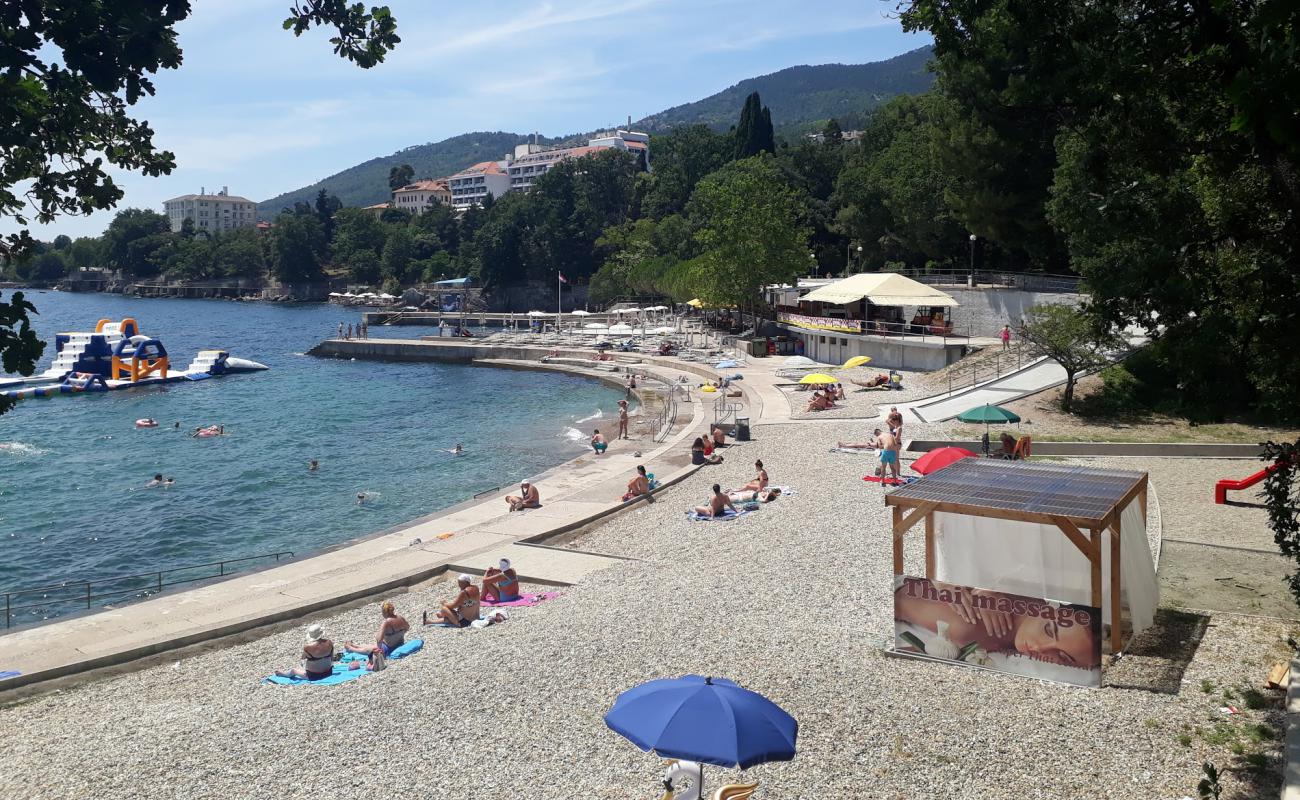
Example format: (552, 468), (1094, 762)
(257, 45), (933, 217)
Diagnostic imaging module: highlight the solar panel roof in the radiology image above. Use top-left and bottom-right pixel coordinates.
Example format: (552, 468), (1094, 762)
(887, 459), (1146, 523)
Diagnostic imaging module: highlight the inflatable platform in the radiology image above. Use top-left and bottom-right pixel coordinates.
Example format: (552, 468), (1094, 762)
(0, 317), (267, 402)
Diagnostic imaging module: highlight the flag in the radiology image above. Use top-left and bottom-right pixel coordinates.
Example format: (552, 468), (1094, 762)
(558, 273), (567, 284)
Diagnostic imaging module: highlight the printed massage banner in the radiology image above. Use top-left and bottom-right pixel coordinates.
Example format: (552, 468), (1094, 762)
(776, 311), (863, 334)
(893, 576), (1102, 688)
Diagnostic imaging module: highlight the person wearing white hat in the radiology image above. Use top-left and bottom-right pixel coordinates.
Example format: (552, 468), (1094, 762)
(481, 558), (520, 604)
(428, 574), (481, 628)
(504, 480), (540, 512)
(274, 623), (336, 681)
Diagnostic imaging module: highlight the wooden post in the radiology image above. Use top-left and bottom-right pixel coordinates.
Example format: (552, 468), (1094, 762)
(892, 506), (904, 577)
(1110, 517), (1123, 654)
(924, 513), (936, 579)
(1088, 527), (1103, 620)
(1138, 486), (1147, 521)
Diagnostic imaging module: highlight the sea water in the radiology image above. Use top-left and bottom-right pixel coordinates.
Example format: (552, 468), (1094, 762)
(0, 292), (624, 597)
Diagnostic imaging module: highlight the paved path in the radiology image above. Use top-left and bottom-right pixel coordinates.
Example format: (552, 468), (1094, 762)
(905, 357), (1062, 422)
(0, 354), (718, 693)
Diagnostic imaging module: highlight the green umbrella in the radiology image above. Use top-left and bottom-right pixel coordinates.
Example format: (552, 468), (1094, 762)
(956, 404), (1021, 451)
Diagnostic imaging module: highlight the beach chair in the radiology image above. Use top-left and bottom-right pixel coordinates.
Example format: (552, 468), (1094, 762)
(1012, 435), (1032, 460)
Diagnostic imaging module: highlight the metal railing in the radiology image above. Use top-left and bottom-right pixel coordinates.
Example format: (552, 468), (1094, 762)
(943, 343), (1038, 397)
(892, 269), (1082, 294)
(2, 550), (294, 629)
(775, 311), (973, 344)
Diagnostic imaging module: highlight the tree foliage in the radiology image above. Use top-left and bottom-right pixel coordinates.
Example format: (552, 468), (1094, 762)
(388, 164), (414, 191)
(1018, 304), (1123, 411)
(734, 92), (776, 159)
(0, 291), (45, 416)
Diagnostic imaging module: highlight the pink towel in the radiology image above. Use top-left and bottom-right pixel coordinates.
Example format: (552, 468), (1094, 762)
(483, 592), (560, 608)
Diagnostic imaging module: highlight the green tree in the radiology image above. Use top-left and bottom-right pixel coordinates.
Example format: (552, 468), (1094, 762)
(1018, 304), (1123, 411)
(734, 92), (775, 159)
(0, 292), (45, 416)
(331, 208), (387, 282)
(684, 154), (810, 311)
(103, 209), (171, 277)
(638, 125), (734, 219)
(314, 190), (343, 242)
(211, 229), (267, 279)
(388, 163), (414, 191)
(51, 235), (72, 251)
(822, 118), (844, 146)
(380, 226), (416, 284)
(268, 213), (326, 284)
(65, 237), (105, 272)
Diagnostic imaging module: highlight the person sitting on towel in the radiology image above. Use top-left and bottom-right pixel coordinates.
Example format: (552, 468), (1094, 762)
(622, 465), (650, 501)
(505, 480), (540, 512)
(693, 484), (736, 519)
(275, 624), (336, 681)
(735, 460), (769, 493)
(691, 437), (723, 465)
(482, 558), (521, 603)
(710, 425), (726, 448)
(344, 600), (409, 658)
(430, 574), (481, 628)
(837, 429), (881, 450)
(805, 391), (832, 412)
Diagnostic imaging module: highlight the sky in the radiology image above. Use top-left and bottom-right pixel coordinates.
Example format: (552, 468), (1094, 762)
(13, 0), (929, 241)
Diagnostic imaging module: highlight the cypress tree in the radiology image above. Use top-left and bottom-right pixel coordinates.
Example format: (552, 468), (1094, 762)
(734, 91), (775, 158)
(757, 105), (774, 154)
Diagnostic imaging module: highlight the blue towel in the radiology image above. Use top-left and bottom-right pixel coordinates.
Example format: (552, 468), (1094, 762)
(686, 508), (754, 522)
(262, 663), (369, 686)
(0, 670), (20, 681)
(339, 638), (424, 663)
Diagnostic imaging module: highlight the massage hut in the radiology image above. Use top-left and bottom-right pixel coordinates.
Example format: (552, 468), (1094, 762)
(884, 459), (1158, 685)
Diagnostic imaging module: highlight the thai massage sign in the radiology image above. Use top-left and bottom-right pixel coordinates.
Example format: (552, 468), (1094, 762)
(893, 576), (1102, 687)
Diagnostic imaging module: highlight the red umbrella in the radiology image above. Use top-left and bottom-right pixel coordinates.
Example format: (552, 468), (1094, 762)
(910, 446), (977, 475)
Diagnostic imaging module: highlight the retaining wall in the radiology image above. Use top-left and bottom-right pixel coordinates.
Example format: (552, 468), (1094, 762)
(907, 439), (1264, 459)
(942, 287), (1083, 338)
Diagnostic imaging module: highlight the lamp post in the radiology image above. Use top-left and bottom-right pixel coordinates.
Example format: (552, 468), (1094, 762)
(808, 251), (816, 279)
(968, 234), (977, 288)
(844, 243), (863, 276)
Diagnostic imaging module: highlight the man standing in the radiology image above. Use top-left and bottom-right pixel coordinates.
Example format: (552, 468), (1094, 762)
(877, 427), (901, 480)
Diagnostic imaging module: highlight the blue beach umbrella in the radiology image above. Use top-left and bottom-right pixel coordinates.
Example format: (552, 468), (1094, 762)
(604, 675), (798, 795)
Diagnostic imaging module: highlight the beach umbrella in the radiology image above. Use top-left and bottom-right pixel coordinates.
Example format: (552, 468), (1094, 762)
(605, 675), (797, 797)
(686, 299), (704, 308)
(571, 310), (592, 316)
(527, 310), (549, 317)
(584, 323), (608, 330)
(798, 373), (837, 386)
(782, 356), (818, 368)
(956, 403), (1021, 438)
(910, 446), (977, 476)
(841, 355), (873, 369)
(715, 359), (739, 369)
(328, 292), (342, 297)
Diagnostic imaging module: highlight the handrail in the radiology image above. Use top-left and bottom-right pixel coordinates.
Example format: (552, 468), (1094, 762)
(943, 342), (1037, 397)
(3, 550), (294, 629)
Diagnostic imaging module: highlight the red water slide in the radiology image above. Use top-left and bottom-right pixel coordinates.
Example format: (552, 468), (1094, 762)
(1214, 462), (1283, 504)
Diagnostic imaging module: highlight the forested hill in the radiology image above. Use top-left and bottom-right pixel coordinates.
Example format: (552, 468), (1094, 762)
(257, 131), (547, 218)
(634, 46), (934, 134)
(257, 46), (933, 217)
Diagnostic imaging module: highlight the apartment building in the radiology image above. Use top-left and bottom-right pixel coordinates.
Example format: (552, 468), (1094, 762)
(391, 179), (451, 214)
(162, 187), (257, 233)
(446, 161), (511, 211)
(507, 129), (649, 192)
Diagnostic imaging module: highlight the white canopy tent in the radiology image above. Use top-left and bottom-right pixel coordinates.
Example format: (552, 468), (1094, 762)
(800, 273), (958, 307)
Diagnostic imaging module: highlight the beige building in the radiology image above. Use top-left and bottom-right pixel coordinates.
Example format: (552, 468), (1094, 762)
(507, 129), (649, 192)
(391, 179), (451, 214)
(163, 187), (257, 233)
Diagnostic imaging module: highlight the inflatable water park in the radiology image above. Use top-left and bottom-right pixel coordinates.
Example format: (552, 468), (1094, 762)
(0, 317), (267, 402)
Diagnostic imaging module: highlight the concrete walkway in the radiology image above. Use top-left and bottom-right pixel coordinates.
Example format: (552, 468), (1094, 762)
(0, 351), (720, 693)
(905, 356), (1062, 422)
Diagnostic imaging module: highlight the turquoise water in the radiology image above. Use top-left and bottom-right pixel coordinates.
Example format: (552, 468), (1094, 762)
(0, 292), (624, 597)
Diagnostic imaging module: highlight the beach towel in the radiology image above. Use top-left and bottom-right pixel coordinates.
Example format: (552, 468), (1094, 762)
(686, 507), (755, 522)
(262, 663), (369, 686)
(338, 638), (424, 664)
(0, 670), (20, 681)
(829, 447), (876, 455)
(768, 485), (796, 497)
(862, 475), (915, 486)
(484, 592), (560, 608)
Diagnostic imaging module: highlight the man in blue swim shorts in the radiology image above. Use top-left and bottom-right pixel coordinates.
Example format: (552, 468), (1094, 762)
(591, 429), (608, 454)
(877, 428), (901, 480)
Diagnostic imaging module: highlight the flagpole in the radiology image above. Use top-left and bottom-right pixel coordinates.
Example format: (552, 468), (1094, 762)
(556, 272), (562, 331)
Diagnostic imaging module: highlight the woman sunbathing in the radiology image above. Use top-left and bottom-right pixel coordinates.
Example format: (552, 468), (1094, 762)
(736, 460), (768, 492)
(343, 601), (409, 658)
(275, 624), (337, 681)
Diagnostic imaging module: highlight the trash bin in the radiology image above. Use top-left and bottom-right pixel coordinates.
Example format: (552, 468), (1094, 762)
(749, 339), (766, 358)
(735, 416), (751, 441)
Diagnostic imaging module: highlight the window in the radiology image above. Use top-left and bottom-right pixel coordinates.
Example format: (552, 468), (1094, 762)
(818, 336), (826, 344)
(840, 338), (848, 346)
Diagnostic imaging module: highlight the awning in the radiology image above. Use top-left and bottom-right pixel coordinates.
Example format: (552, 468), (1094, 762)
(799, 273), (958, 307)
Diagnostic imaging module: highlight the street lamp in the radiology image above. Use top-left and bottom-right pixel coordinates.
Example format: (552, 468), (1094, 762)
(968, 234), (977, 288)
(844, 243), (863, 276)
(808, 251), (816, 278)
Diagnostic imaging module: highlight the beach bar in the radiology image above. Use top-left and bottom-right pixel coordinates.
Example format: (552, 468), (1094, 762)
(884, 459), (1158, 686)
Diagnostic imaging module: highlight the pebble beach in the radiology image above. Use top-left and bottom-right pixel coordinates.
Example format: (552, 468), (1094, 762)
(1, 411), (1291, 800)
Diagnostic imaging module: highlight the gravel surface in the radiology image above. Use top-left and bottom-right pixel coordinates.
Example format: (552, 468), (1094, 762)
(1, 417), (1291, 800)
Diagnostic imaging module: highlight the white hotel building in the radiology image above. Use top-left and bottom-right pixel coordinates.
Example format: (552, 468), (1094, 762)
(162, 187), (257, 233)
(446, 161), (512, 212)
(507, 129), (649, 192)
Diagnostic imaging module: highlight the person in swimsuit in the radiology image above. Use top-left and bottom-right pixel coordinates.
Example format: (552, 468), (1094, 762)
(736, 460), (769, 493)
(622, 465), (650, 501)
(838, 428), (881, 451)
(591, 430), (608, 454)
(482, 558), (521, 603)
(344, 600), (409, 657)
(432, 574), (481, 628)
(877, 429), (901, 479)
(617, 400), (630, 439)
(147, 474), (163, 487)
(505, 480), (540, 511)
(308, 459), (319, 471)
(693, 484), (736, 519)
(711, 426), (726, 448)
(275, 624), (336, 681)
(887, 407), (904, 440)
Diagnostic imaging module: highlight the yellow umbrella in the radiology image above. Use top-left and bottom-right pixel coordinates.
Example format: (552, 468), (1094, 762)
(686, 298), (704, 308)
(840, 355), (873, 369)
(798, 373), (838, 385)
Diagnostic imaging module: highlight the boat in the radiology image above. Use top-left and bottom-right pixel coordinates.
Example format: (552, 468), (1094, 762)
(0, 317), (268, 402)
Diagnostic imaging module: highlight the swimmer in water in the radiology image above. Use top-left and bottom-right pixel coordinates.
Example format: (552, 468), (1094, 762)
(147, 473), (163, 487)
(173, 422), (180, 429)
(163, 477), (175, 488)
(357, 493), (366, 505)
(448, 444), (464, 455)
(308, 459), (319, 471)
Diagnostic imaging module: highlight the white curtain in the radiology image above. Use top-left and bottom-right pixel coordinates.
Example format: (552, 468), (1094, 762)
(932, 499), (1157, 637)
